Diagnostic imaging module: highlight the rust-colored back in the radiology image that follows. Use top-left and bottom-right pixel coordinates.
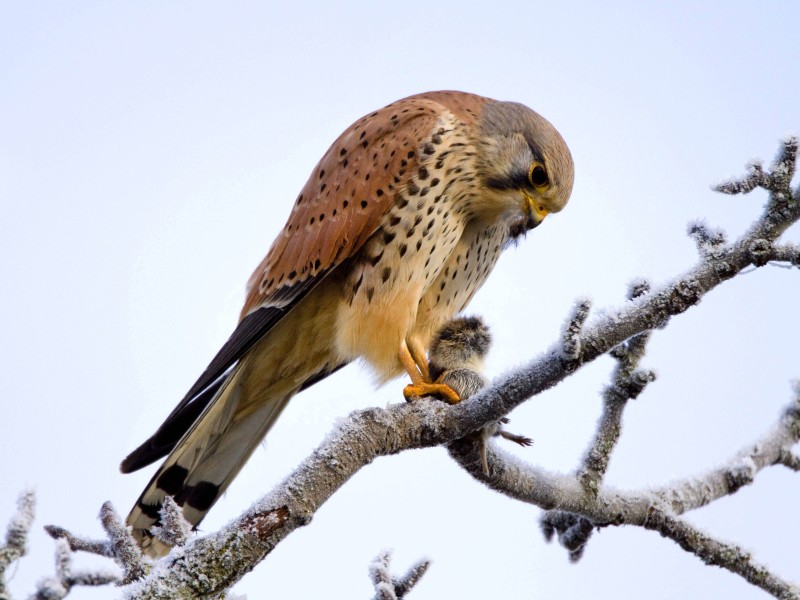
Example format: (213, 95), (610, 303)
(240, 91), (491, 317)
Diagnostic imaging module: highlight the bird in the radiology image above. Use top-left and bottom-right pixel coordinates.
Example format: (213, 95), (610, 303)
(121, 90), (574, 555)
(427, 316), (533, 475)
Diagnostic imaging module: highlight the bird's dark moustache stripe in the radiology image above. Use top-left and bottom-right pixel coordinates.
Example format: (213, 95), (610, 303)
(485, 170), (529, 191)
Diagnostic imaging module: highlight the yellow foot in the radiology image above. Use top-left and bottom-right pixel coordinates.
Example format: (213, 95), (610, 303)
(403, 381), (461, 404)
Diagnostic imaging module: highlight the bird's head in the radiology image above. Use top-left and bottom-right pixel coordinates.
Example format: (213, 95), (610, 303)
(473, 100), (574, 234)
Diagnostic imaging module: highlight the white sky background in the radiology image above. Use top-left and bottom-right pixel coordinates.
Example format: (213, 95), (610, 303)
(1, 2), (799, 598)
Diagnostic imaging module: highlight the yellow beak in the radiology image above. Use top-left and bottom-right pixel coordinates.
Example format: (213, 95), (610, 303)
(524, 193), (549, 227)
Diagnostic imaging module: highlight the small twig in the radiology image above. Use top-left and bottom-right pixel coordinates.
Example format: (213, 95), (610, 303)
(688, 221), (728, 259)
(561, 297), (592, 361)
(0, 489), (35, 600)
(369, 550), (430, 600)
(542, 283), (657, 561)
(151, 497), (193, 548)
(99, 503), (147, 585)
(44, 525), (111, 557)
(714, 160), (770, 195)
(29, 538), (119, 599)
(577, 280), (656, 497)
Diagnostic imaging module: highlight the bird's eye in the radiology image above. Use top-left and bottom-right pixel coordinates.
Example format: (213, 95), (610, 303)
(528, 162), (549, 188)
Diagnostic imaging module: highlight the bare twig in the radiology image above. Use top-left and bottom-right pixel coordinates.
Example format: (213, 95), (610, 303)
(541, 283), (657, 562)
(0, 489), (35, 600)
(561, 297), (592, 361)
(44, 525), (111, 557)
(99, 502), (147, 585)
(0, 492), (120, 600)
(577, 280), (656, 497)
(369, 550), (430, 600)
(29, 539), (119, 600)
(151, 497), (193, 548)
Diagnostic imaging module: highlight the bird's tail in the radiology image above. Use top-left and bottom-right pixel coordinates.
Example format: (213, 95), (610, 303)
(126, 366), (297, 557)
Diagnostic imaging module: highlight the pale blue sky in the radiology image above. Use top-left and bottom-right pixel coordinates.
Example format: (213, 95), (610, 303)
(2, 2), (799, 598)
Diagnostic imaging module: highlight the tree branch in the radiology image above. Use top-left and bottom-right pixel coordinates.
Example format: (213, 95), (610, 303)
(0, 489), (35, 600)
(368, 550), (430, 600)
(577, 280), (656, 497)
(37, 136), (800, 598)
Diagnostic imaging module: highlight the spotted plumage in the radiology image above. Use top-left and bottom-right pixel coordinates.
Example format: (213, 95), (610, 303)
(122, 91), (573, 555)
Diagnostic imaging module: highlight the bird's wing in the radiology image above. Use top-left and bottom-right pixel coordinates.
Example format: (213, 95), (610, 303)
(120, 93), (475, 474)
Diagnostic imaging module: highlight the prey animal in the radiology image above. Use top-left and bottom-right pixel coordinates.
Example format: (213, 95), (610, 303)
(427, 316), (533, 476)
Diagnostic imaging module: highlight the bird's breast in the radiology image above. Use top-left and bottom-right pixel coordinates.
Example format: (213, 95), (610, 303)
(333, 119), (484, 381)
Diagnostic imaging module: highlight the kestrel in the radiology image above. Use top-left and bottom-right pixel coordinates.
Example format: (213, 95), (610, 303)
(122, 90), (574, 555)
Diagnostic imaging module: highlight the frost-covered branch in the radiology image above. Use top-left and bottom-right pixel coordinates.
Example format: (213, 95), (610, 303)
(0, 491), (119, 600)
(40, 137), (800, 598)
(43, 502), (147, 592)
(537, 281), (657, 562)
(368, 550), (430, 600)
(451, 384), (800, 598)
(28, 538), (118, 600)
(577, 279), (656, 497)
(150, 496), (193, 548)
(769, 243), (800, 267)
(0, 490), (35, 600)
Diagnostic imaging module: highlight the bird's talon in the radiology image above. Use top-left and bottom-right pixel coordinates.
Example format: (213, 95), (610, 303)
(402, 382), (461, 404)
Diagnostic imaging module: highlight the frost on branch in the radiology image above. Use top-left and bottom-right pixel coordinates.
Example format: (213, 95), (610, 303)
(369, 550), (430, 600)
(43, 502), (147, 593)
(29, 538), (119, 600)
(22, 136), (800, 599)
(447, 138), (800, 597)
(539, 280), (657, 561)
(560, 297), (591, 361)
(0, 489), (35, 600)
(714, 136), (798, 196)
(150, 496), (193, 548)
(0, 491), (120, 600)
